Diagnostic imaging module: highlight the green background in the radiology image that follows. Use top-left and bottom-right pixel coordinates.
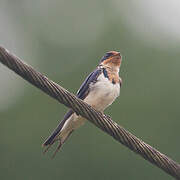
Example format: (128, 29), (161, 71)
(0, 1), (180, 179)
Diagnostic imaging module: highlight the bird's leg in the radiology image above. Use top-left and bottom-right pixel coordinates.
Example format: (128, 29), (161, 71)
(105, 114), (111, 119)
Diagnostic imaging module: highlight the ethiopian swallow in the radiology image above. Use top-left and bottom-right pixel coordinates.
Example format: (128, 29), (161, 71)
(43, 51), (122, 157)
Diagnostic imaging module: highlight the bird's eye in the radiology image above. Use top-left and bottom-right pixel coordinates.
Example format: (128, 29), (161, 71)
(100, 52), (113, 63)
(105, 52), (113, 58)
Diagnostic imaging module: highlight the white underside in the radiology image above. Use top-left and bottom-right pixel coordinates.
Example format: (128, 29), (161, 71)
(84, 74), (120, 111)
(60, 74), (120, 141)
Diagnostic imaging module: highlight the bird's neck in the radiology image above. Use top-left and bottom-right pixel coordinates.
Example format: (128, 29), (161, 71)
(101, 64), (120, 75)
(99, 64), (120, 84)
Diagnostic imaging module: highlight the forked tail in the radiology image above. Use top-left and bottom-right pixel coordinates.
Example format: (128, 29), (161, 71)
(43, 129), (74, 158)
(42, 110), (74, 158)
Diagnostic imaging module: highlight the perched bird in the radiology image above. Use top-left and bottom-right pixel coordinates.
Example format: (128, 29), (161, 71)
(43, 51), (122, 157)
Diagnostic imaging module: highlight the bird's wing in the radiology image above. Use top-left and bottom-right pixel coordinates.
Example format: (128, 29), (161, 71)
(43, 68), (102, 146)
(76, 68), (102, 99)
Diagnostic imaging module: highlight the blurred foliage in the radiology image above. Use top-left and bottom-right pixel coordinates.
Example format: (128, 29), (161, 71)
(0, 1), (180, 180)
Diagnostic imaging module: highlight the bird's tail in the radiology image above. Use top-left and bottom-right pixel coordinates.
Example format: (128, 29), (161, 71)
(42, 127), (74, 158)
(42, 110), (74, 158)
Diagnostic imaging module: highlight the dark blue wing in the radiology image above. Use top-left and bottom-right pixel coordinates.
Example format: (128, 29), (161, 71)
(76, 68), (102, 100)
(43, 68), (102, 146)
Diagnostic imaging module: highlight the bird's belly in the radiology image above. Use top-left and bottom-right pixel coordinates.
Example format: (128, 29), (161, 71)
(84, 78), (120, 111)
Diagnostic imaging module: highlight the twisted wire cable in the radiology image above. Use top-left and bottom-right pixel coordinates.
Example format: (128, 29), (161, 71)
(0, 46), (180, 179)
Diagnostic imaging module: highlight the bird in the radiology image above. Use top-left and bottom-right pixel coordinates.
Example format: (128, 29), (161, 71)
(42, 51), (122, 157)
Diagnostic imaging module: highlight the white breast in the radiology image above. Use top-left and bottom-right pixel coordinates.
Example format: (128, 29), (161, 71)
(84, 73), (120, 111)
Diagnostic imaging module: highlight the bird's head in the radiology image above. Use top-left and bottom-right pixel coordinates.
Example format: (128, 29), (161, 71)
(100, 51), (122, 68)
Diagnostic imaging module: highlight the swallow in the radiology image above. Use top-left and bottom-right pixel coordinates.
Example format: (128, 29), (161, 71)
(42, 51), (122, 157)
